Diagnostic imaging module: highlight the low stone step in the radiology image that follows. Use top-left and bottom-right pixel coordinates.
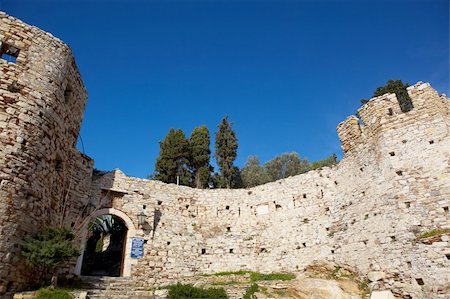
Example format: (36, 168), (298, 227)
(87, 289), (153, 299)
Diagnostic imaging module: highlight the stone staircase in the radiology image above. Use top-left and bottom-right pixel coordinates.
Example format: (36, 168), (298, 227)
(77, 276), (153, 299)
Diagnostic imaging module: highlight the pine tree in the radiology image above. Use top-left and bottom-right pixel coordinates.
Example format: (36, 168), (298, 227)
(214, 116), (238, 189)
(154, 128), (192, 185)
(190, 125), (212, 188)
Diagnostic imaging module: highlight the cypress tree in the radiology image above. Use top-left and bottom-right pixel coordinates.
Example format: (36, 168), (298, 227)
(190, 125), (212, 188)
(154, 128), (192, 185)
(214, 116), (238, 189)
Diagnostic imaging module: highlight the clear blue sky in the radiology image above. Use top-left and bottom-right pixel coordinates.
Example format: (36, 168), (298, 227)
(2, 0), (449, 178)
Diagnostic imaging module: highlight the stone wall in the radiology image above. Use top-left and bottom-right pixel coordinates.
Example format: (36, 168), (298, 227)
(0, 12), (93, 294)
(0, 12), (449, 299)
(90, 82), (449, 299)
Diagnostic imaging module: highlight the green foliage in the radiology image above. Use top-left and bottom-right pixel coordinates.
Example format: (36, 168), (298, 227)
(214, 116), (238, 189)
(241, 153), (337, 187)
(202, 270), (295, 282)
(190, 126), (212, 188)
(243, 283), (259, 299)
(21, 227), (79, 271)
(167, 283), (228, 299)
(202, 270), (250, 276)
(265, 152), (309, 182)
(361, 79), (413, 112)
(310, 154), (338, 170)
(250, 272), (296, 281)
(35, 288), (72, 299)
(241, 156), (269, 188)
(154, 128), (192, 185)
(416, 228), (450, 239)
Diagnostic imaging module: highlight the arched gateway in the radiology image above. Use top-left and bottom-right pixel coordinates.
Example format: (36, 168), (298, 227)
(75, 208), (138, 277)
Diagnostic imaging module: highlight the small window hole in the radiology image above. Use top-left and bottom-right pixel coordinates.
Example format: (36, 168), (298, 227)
(405, 202), (411, 208)
(229, 249), (234, 253)
(201, 248), (206, 255)
(389, 152), (395, 156)
(303, 194), (307, 199)
(415, 278), (424, 286)
(225, 205), (230, 210)
(396, 170), (403, 176)
(443, 206), (448, 212)
(387, 108), (393, 116)
(158, 201), (162, 205)
(429, 140), (434, 144)
(0, 43), (19, 63)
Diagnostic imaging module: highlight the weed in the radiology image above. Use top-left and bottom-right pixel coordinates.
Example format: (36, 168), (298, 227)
(243, 283), (258, 299)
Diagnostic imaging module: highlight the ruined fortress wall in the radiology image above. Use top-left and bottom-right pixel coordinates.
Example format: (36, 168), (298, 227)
(0, 13), (93, 294)
(93, 82), (449, 299)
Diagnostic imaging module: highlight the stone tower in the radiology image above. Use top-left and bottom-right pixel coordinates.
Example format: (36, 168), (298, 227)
(0, 12), (93, 294)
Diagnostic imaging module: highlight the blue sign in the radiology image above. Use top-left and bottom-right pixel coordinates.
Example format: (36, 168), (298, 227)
(131, 237), (145, 259)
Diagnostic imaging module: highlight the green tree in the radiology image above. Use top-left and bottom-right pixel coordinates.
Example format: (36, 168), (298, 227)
(21, 227), (79, 288)
(265, 152), (309, 181)
(190, 126), (212, 188)
(154, 128), (192, 186)
(214, 116), (238, 189)
(361, 80), (413, 112)
(241, 156), (269, 188)
(310, 154), (338, 170)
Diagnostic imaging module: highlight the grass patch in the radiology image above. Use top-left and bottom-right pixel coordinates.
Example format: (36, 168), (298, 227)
(167, 283), (228, 299)
(202, 270), (295, 282)
(202, 270), (250, 277)
(210, 281), (247, 286)
(35, 288), (72, 299)
(250, 272), (295, 281)
(417, 228), (450, 239)
(243, 283), (258, 299)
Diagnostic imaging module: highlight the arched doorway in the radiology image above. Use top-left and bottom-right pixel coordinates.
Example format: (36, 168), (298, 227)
(80, 215), (127, 276)
(75, 208), (138, 277)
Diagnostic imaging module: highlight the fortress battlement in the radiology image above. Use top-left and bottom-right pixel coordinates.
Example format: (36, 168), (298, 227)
(337, 82), (449, 155)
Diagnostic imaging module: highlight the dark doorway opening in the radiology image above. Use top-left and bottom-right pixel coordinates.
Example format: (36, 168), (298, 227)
(81, 215), (127, 276)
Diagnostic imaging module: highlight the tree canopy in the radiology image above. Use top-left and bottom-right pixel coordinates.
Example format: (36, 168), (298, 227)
(190, 126), (212, 188)
(214, 116), (238, 189)
(154, 128), (192, 185)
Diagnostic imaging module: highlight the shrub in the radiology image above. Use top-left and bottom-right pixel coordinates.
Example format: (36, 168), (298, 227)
(35, 288), (72, 299)
(21, 227), (80, 287)
(167, 283), (228, 299)
(243, 283), (258, 299)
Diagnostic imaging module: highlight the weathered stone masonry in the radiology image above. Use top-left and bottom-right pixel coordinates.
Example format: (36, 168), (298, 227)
(0, 12), (93, 294)
(1, 12), (449, 299)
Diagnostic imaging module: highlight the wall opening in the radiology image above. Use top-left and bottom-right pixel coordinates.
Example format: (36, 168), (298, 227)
(80, 214), (127, 277)
(0, 43), (19, 63)
(415, 278), (424, 286)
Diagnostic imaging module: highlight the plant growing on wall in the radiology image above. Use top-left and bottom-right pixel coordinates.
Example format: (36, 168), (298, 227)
(21, 227), (80, 288)
(360, 79), (413, 112)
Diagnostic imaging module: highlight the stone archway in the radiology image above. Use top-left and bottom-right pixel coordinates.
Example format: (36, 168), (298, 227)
(75, 208), (137, 277)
